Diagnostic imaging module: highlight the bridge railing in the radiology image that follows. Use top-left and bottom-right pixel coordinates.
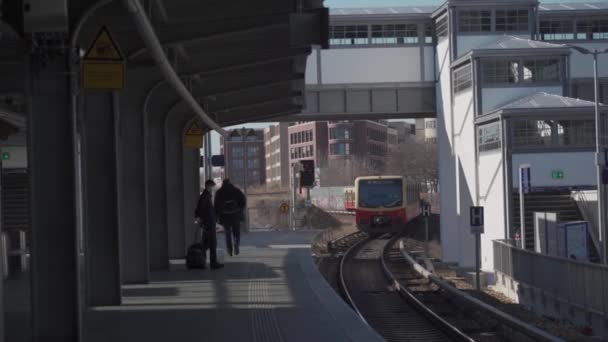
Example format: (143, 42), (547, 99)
(493, 239), (608, 317)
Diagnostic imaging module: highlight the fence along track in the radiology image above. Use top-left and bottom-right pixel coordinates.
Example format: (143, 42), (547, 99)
(395, 239), (565, 342)
(340, 235), (458, 342)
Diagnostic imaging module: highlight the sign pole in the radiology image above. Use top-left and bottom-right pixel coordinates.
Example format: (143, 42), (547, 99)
(421, 203), (431, 255)
(475, 232), (481, 290)
(519, 165), (531, 249)
(470, 206), (484, 291)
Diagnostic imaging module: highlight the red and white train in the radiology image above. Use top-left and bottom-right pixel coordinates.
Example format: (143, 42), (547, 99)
(352, 176), (420, 235)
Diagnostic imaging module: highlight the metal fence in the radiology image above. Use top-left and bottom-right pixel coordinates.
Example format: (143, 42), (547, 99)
(493, 239), (608, 316)
(1, 229), (28, 279)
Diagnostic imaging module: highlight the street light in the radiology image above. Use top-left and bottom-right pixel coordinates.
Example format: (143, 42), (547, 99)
(569, 45), (608, 264)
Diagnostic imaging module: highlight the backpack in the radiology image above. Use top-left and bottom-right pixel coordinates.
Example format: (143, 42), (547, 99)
(186, 243), (205, 269)
(223, 199), (240, 215)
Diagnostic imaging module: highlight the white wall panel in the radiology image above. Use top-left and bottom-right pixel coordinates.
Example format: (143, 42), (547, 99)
(305, 51), (318, 85)
(346, 90), (371, 112)
(512, 152), (596, 188)
(424, 46), (435, 82)
(321, 47), (422, 84)
(478, 152), (506, 270)
(481, 86), (562, 113)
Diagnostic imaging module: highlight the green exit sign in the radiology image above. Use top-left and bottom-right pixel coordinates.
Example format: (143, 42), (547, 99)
(551, 170), (564, 180)
(1, 152), (9, 161)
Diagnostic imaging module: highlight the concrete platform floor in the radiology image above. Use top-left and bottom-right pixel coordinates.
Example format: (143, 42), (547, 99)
(83, 230), (384, 342)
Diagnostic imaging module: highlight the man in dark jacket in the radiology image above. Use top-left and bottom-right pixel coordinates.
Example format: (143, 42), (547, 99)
(214, 179), (246, 256)
(195, 179), (224, 269)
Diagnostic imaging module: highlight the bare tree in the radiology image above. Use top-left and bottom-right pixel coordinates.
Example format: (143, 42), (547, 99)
(386, 136), (438, 193)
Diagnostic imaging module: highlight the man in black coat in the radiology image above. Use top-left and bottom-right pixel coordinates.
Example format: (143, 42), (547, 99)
(214, 179), (246, 256)
(195, 179), (224, 269)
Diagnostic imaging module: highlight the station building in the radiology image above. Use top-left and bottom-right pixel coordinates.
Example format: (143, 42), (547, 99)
(304, 1), (608, 272)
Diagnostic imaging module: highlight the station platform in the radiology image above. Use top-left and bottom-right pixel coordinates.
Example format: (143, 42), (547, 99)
(84, 230), (384, 342)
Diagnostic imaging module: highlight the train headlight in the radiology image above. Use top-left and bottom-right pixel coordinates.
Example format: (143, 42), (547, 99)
(373, 216), (390, 226)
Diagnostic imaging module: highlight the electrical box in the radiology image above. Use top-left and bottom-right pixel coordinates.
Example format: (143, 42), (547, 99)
(23, 0), (69, 33)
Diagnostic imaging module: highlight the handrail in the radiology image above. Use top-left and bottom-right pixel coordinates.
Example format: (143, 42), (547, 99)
(572, 190), (601, 258)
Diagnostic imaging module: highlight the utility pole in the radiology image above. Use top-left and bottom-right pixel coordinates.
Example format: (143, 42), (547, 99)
(242, 127), (249, 232)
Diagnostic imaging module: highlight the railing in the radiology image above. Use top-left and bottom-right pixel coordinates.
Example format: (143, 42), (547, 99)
(1, 229), (28, 280)
(572, 190), (601, 259)
(493, 239), (608, 317)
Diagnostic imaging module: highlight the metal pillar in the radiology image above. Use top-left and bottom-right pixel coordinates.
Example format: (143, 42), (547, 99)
(27, 55), (78, 341)
(592, 53), (607, 264)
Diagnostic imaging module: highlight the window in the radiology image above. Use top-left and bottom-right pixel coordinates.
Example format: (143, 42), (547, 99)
(424, 23), (434, 44)
(248, 146), (259, 157)
(368, 143), (386, 156)
(367, 129), (387, 142)
(453, 64), (472, 93)
(481, 59), (519, 85)
(425, 120), (437, 129)
(330, 143), (351, 156)
(458, 10), (491, 33)
(437, 15), (449, 38)
(329, 126), (351, 139)
(330, 25), (369, 46)
(556, 120), (595, 146)
(478, 123), (501, 152)
(233, 159), (244, 169)
(495, 9), (529, 32)
(540, 19), (575, 40)
(522, 59), (560, 83)
(371, 24), (418, 45)
(511, 120), (553, 147)
(233, 147), (243, 157)
(577, 19), (608, 40)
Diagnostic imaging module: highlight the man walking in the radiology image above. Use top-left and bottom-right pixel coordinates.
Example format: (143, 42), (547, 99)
(195, 179), (224, 269)
(214, 179), (246, 256)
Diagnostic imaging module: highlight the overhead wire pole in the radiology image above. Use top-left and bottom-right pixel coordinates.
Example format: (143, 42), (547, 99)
(570, 45), (608, 264)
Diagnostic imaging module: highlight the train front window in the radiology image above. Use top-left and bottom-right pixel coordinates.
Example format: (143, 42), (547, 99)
(358, 179), (403, 208)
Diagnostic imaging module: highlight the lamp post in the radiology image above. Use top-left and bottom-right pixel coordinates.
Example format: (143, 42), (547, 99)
(570, 46), (608, 264)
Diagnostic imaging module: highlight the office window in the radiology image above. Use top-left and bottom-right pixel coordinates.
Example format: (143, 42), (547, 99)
(425, 120), (437, 129)
(330, 126), (351, 139)
(478, 123), (501, 152)
(495, 9), (529, 32)
(453, 64), (472, 93)
(482, 59), (519, 85)
(330, 25), (369, 45)
(233, 159), (244, 169)
(233, 147), (243, 157)
(540, 19), (575, 40)
(330, 143), (351, 155)
(437, 15), (449, 38)
(424, 23), (434, 43)
(367, 129), (387, 142)
(458, 10), (491, 33)
(371, 24), (418, 45)
(522, 59), (560, 83)
(577, 19), (608, 40)
(248, 146), (259, 156)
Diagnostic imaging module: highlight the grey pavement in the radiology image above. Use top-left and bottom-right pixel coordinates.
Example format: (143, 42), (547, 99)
(83, 230), (384, 342)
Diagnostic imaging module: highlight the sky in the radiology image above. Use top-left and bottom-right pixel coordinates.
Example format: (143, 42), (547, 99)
(209, 0), (600, 154)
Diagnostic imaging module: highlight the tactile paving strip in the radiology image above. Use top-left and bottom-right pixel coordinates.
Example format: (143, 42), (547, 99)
(249, 270), (285, 342)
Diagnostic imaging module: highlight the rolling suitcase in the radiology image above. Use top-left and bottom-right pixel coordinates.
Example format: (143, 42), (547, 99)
(186, 242), (206, 269)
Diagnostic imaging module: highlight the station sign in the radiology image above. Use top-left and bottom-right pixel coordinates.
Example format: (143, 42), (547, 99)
(421, 204), (431, 217)
(520, 165), (531, 194)
(184, 122), (203, 149)
(470, 206), (484, 234)
(81, 26), (125, 91)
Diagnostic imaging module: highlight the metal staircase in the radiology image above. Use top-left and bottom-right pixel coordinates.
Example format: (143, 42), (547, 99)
(512, 190), (600, 262)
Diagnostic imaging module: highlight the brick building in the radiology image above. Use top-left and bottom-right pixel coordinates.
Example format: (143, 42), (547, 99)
(220, 128), (266, 188)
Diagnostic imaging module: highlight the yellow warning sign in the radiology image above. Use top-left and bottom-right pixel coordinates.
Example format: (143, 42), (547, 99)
(184, 122), (203, 149)
(81, 27), (125, 91)
(280, 202), (290, 214)
(84, 27), (124, 61)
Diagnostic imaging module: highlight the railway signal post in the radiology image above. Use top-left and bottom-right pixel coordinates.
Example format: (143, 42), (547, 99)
(421, 203), (431, 255)
(470, 206), (484, 290)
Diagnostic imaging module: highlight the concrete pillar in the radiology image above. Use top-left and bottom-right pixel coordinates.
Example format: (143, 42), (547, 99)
(165, 114), (187, 259)
(116, 71), (153, 284)
(183, 142), (200, 248)
(1, 225), (4, 342)
(146, 104), (170, 270)
(81, 92), (121, 306)
(27, 55), (78, 341)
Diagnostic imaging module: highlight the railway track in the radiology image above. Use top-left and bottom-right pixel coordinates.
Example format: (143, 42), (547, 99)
(340, 235), (459, 341)
(340, 234), (564, 342)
